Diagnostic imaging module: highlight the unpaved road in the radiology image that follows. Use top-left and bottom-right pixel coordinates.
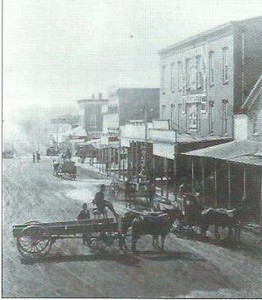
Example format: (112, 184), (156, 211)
(3, 156), (262, 298)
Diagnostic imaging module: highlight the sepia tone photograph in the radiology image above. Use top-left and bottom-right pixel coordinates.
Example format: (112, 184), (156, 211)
(2, 0), (262, 298)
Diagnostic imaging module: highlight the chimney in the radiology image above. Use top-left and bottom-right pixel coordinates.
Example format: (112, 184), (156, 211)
(98, 92), (102, 100)
(92, 94), (95, 100)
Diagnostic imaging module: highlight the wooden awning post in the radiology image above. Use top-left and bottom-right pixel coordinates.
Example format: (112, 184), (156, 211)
(201, 157), (205, 198)
(260, 171), (262, 233)
(214, 162), (218, 207)
(191, 159), (195, 190)
(243, 165), (246, 204)
(101, 147), (104, 173)
(118, 140), (121, 179)
(228, 162), (231, 209)
(99, 148), (102, 173)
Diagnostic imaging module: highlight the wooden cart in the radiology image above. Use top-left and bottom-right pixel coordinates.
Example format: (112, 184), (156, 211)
(12, 218), (122, 259)
(57, 161), (77, 180)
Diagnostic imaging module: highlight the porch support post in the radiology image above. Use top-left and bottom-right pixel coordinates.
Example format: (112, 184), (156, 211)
(201, 157), (205, 198)
(136, 142), (139, 183)
(132, 141), (135, 178)
(214, 162), (218, 207)
(101, 147), (104, 173)
(228, 162), (231, 209)
(243, 165), (246, 203)
(127, 146), (130, 179)
(191, 159), (195, 190)
(173, 130), (178, 201)
(113, 148), (116, 175)
(260, 170), (262, 233)
(122, 147), (125, 181)
(99, 148), (102, 172)
(152, 155), (156, 184)
(118, 140), (121, 179)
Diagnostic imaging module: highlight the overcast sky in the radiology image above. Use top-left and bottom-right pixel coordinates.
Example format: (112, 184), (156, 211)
(3, 0), (262, 138)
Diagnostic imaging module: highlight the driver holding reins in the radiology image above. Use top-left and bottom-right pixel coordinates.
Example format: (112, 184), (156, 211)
(93, 184), (120, 220)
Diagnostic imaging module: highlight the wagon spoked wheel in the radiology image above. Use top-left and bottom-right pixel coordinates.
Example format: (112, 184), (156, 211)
(85, 232), (101, 251)
(17, 225), (52, 258)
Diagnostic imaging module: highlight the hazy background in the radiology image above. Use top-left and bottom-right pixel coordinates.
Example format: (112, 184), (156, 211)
(3, 0), (262, 145)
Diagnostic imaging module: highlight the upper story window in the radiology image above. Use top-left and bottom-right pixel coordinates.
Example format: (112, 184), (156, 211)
(177, 61), (183, 91)
(252, 112), (258, 135)
(209, 51), (214, 86)
(161, 65), (166, 94)
(185, 58), (191, 90)
(89, 115), (96, 127)
(182, 97), (186, 115)
(108, 105), (118, 114)
(171, 63), (176, 93)
(222, 47), (229, 84)
(222, 99), (229, 135)
(196, 55), (202, 89)
(188, 103), (198, 130)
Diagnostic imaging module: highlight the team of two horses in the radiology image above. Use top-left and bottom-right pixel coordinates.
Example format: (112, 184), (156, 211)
(117, 195), (250, 253)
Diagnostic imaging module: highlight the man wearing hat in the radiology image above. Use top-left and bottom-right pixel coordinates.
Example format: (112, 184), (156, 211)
(93, 184), (119, 220)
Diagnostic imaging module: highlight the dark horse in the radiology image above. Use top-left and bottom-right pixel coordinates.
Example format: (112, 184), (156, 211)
(130, 208), (181, 252)
(200, 206), (250, 243)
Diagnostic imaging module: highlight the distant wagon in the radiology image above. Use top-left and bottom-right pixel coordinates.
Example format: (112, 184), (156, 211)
(56, 161), (77, 180)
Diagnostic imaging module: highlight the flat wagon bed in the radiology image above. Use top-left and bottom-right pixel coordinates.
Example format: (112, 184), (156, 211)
(13, 218), (120, 259)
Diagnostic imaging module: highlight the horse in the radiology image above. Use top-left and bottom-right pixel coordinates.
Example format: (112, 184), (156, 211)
(130, 208), (181, 252)
(200, 206), (250, 243)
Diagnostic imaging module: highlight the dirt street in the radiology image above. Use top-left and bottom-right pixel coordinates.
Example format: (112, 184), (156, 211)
(3, 156), (262, 298)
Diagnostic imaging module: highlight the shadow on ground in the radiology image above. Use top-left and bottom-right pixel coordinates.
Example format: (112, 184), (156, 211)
(20, 250), (203, 265)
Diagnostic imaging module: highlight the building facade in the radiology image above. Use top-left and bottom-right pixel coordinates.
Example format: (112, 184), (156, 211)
(102, 88), (160, 136)
(77, 93), (108, 140)
(159, 16), (262, 138)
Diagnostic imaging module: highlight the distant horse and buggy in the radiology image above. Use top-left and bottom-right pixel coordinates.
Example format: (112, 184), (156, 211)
(109, 178), (156, 209)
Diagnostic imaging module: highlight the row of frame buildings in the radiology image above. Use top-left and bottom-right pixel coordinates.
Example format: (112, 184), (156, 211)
(65, 16), (262, 229)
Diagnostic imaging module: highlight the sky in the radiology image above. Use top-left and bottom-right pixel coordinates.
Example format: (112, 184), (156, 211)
(3, 0), (262, 141)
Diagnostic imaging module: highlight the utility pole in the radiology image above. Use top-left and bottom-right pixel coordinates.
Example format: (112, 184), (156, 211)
(118, 129), (121, 179)
(173, 128), (178, 201)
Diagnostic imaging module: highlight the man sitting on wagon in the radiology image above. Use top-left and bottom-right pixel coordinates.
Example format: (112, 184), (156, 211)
(93, 184), (119, 220)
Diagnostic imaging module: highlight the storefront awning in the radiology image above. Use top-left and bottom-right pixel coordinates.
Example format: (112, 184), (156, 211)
(182, 140), (262, 166)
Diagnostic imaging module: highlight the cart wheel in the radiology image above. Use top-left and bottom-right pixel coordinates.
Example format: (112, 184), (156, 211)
(17, 225), (52, 258)
(86, 232), (102, 251)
